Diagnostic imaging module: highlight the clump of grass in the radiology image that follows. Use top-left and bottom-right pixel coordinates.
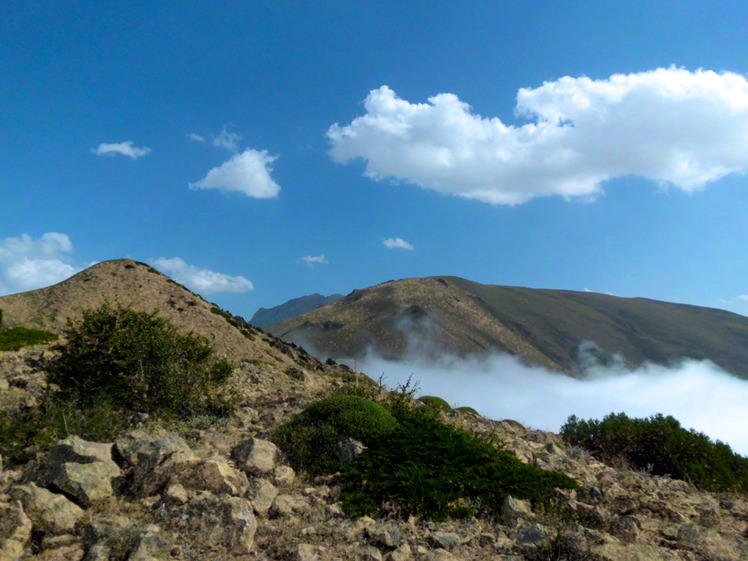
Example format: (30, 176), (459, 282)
(0, 325), (57, 351)
(562, 412), (748, 494)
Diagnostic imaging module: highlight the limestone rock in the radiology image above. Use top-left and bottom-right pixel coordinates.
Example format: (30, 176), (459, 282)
(181, 456), (249, 496)
(386, 543), (412, 561)
(366, 521), (401, 549)
(34, 544), (85, 561)
(297, 543), (324, 561)
(269, 494), (310, 518)
(186, 493), (257, 554)
(337, 436), (366, 465)
(273, 465), (295, 486)
(249, 478), (278, 516)
(10, 482), (85, 534)
(0, 500), (31, 561)
(46, 436), (121, 507)
(516, 522), (551, 550)
(127, 524), (175, 561)
(232, 438), (278, 476)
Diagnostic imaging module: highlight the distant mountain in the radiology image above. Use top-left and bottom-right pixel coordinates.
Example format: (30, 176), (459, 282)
(268, 276), (748, 379)
(250, 293), (343, 328)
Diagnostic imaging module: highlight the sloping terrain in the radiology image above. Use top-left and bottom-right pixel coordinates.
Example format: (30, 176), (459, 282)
(250, 293), (343, 328)
(268, 276), (748, 378)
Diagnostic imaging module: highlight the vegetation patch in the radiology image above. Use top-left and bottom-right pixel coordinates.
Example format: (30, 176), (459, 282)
(562, 412), (748, 494)
(273, 392), (578, 520)
(0, 304), (237, 466)
(0, 326), (58, 351)
(418, 395), (452, 412)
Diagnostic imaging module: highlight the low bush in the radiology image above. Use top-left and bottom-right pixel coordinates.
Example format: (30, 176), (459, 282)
(274, 393), (578, 520)
(561, 412), (748, 493)
(418, 395), (452, 412)
(47, 303), (236, 417)
(272, 394), (398, 475)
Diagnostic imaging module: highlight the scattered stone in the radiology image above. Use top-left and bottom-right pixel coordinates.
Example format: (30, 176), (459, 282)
(366, 521), (401, 549)
(386, 543), (412, 561)
(182, 456), (249, 496)
(361, 545), (383, 561)
(269, 494), (310, 518)
(609, 514), (641, 542)
(127, 524), (175, 561)
(33, 543), (85, 561)
(185, 493), (257, 555)
(430, 531), (459, 548)
(0, 500), (31, 561)
(297, 543), (324, 561)
(249, 478), (279, 516)
(10, 482), (85, 534)
(516, 522), (550, 550)
(273, 464), (295, 486)
(232, 438), (278, 476)
(337, 436), (366, 464)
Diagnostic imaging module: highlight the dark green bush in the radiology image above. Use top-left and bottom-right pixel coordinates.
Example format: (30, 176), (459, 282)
(272, 394), (398, 475)
(0, 326), (58, 351)
(418, 395), (452, 412)
(341, 406), (578, 519)
(561, 412), (748, 493)
(455, 406), (480, 415)
(47, 303), (236, 417)
(274, 393), (578, 520)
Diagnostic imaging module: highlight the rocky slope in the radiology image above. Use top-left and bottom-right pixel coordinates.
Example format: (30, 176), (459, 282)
(268, 276), (748, 378)
(1, 262), (747, 560)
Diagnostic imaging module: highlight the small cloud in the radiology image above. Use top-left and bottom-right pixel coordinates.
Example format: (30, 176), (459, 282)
(147, 257), (254, 294)
(91, 141), (151, 159)
(301, 255), (329, 268)
(0, 233), (80, 295)
(212, 125), (242, 152)
(188, 133), (205, 142)
(383, 237), (414, 251)
(738, 295), (748, 303)
(189, 149), (281, 199)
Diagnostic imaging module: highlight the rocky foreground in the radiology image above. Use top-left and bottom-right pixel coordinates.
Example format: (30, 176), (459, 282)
(2, 347), (748, 561)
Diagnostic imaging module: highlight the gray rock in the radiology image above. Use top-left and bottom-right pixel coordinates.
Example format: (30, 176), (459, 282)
(10, 482), (85, 534)
(127, 524), (175, 561)
(425, 549), (462, 561)
(232, 438), (278, 476)
(297, 543), (324, 561)
(249, 478), (279, 516)
(181, 456), (249, 496)
(386, 543), (412, 561)
(0, 500), (32, 561)
(273, 465), (296, 486)
(361, 545), (383, 561)
(516, 522), (550, 549)
(186, 493), (257, 555)
(269, 494), (310, 518)
(501, 495), (533, 520)
(48, 436), (115, 465)
(337, 436), (366, 464)
(34, 543), (85, 561)
(609, 515), (641, 542)
(366, 521), (401, 548)
(430, 531), (459, 548)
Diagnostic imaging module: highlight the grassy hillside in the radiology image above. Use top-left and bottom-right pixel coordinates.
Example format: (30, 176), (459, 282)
(269, 276), (748, 379)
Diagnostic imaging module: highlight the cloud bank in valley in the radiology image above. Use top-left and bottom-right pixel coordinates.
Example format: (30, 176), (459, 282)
(358, 350), (748, 457)
(0, 233), (81, 295)
(328, 67), (748, 205)
(147, 257), (254, 294)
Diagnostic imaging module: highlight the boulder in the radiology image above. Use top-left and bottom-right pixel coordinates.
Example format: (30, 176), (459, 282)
(386, 543), (412, 561)
(10, 482), (85, 534)
(181, 456), (249, 496)
(231, 438), (278, 476)
(0, 500), (31, 561)
(269, 494), (310, 518)
(127, 524), (175, 561)
(273, 465), (295, 486)
(186, 493), (257, 555)
(249, 478), (278, 516)
(46, 436), (121, 507)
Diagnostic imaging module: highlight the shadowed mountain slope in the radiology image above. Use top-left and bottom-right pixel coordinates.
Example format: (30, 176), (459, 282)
(268, 276), (748, 379)
(250, 293), (343, 328)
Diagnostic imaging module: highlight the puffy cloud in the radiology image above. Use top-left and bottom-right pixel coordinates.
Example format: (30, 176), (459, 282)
(0, 233), (80, 295)
(328, 68), (748, 205)
(211, 125), (242, 152)
(188, 133), (205, 142)
(383, 237), (414, 250)
(91, 141), (151, 159)
(148, 257), (254, 294)
(301, 255), (329, 268)
(189, 149), (281, 198)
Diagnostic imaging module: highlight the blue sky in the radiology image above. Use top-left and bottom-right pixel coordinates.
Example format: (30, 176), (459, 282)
(3, 1), (748, 321)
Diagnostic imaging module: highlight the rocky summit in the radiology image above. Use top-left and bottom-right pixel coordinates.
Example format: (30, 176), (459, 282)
(1, 260), (747, 560)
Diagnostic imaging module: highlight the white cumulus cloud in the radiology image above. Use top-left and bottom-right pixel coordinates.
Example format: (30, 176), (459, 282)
(91, 141), (152, 159)
(189, 149), (281, 198)
(0, 233), (80, 295)
(148, 257), (254, 294)
(301, 255), (329, 268)
(328, 68), (748, 205)
(188, 133), (206, 142)
(383, 237), (414, 250)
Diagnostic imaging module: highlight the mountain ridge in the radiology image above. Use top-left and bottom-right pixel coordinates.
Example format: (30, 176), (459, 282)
(268, 275), (748, 379)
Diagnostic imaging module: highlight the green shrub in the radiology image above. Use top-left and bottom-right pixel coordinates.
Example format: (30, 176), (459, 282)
(272, 394), (398, 475)
(274, 393), (578, 520)
(0, 326), (58, 351)
(418, 395), (452, 412)
(341, 406), (578, 519)
(455, 406), (480, 415)
(47, 303), (236, 418)
(561, 412), (748, 493)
